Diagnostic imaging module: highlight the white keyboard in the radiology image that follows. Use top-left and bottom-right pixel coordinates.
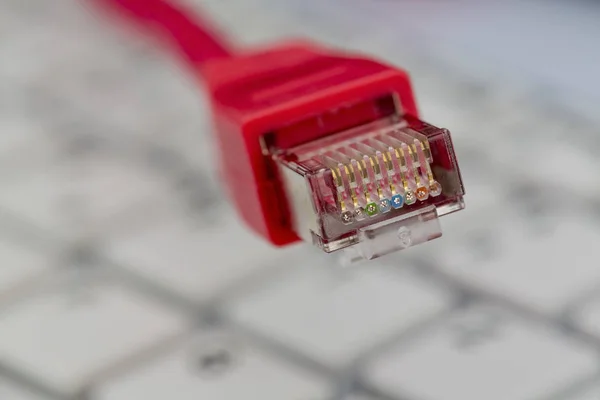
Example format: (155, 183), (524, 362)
(2, 0), (600, 399)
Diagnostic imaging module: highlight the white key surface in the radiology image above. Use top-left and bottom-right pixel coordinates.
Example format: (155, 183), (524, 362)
(0, 378), (46, 400)
(431, 217), (600, 314)
(0, 117), (55, 177)
(0, 154), (168, 238)
(0, 238), (49, 295)
(571, 383), (600, 400)
(0, 277), (187, 393)
(365, 304), (597, 400)
(98, 330), (333, 400)
(571, 294), (600, 339)
(228, 254), (451, 368)
(106, 211), (279, 303)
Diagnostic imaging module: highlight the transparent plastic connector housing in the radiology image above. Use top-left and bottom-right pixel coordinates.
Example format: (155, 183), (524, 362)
(274, 115), (465, 263)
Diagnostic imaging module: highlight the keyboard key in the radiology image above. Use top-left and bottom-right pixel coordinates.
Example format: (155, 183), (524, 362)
(344, 395), (380, 400)
(97, 329), (333, 400)
(513, 141), (600, 199)
(105, 211), (280, 303)
(0, 238), (49, 296)
(365, 304), (597, 400)
(227, 252), (452, 369)
(430, 217), (600, 314)
(482, 112), (600, 199)
(0, 378), (46, 400)
(0, 274), (187, 395)
(571, 293), (600, 339)
(0, 117), (55, 176)
(571, 383), (600, 400)
(0, 153), (168, 238)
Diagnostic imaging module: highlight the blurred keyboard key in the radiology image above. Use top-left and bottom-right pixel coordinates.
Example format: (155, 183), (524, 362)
(344, 395), (380, 400)
(0, 378), (46, 400)
(571, 293), (600, 339)
(106, 212), (280, 303)
(0, 275), (187, 395)
(430, 217), (600, 314)
(571, 383), (600, 400)
(0, 238), (49, 296)
(0, 153), (168, 239)
(0, 117), (55, 176)
(365, 304), (597, 400)
(227, 254), (452, 369)
(97, 330), (333, 400)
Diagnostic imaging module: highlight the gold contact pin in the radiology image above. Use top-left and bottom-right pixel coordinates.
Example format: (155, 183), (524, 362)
(419, 140), (435, 183)
(330, 167), (341, 188)
(368, 155), (380, 176)
(423, 140), (433, 162)
(395, 146), (410, 192)
(348, 160), (362, 207)
(353, 158), (365, 179)
(359, 157), (368, 179)
(393, 147), (406, 169)
(342, 163), (354, 185)
(381, 150), (393, 173)
(342, 163), (360, 207)
(408, 145), (425, 190)
(333, 166), (345, 211)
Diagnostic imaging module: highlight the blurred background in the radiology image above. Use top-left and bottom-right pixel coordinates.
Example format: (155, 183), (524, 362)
(1, 0), (600, 399)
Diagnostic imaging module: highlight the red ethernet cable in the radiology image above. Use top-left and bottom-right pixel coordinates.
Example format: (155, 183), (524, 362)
(92, 0), (465, 263)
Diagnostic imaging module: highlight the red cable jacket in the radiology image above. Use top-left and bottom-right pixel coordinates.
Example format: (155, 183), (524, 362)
(91, 0), (233, 67)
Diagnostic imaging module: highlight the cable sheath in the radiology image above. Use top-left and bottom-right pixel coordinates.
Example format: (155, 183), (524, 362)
(92, 0), (233, 66)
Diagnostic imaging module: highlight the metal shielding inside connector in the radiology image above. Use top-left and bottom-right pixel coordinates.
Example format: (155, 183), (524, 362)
(274, 115), (465, 262)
